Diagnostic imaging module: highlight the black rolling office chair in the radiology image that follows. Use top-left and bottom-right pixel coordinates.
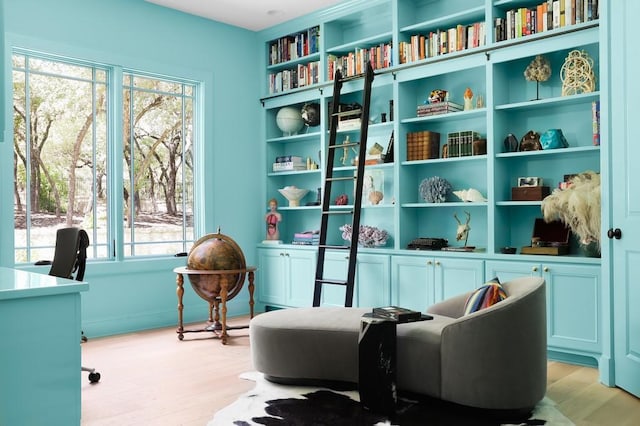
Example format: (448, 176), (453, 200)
(39, 227), (101, 383)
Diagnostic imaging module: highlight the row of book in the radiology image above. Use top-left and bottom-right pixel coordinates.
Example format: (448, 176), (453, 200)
(407, 131), (440, 161)
(291, 230), (320, 246)
(327, 42), (393, 80)
(399, 22), (487, 64)
(268, 26), (320, 66)
(416, 101), (463, 117)
(268, 61), (320, 95)
(446, 131), (482, 158)
(272, 155), (306, 172)
(592, 100), (600, 146)
(495, 0), (599, 42)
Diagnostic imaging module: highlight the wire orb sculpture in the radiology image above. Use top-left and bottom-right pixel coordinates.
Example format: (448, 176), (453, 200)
(560, 50), (596, 96)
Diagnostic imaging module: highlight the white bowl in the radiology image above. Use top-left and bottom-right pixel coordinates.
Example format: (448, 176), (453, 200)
(278, 187), (309, 207)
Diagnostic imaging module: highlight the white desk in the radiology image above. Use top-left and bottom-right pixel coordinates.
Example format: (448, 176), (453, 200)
(0, 267), (88, 425)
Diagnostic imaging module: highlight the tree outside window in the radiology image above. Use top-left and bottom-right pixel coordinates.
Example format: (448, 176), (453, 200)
(12, 51), (196, 262)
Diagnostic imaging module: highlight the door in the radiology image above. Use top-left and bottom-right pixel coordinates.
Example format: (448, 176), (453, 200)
(610, 0), (640, 397)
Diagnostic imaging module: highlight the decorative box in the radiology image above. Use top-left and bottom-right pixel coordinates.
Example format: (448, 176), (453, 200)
(406, 131), (440, 160)
(520, 219), (571, 255)
(511, 186), (550, 201)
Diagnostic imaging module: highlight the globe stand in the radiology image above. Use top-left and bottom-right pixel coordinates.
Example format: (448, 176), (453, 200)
(174, 267), (256, 344)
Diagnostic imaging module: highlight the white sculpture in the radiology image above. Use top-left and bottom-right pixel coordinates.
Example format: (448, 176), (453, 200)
(454, 211), (471, 246)
(453, 188), (487, 202)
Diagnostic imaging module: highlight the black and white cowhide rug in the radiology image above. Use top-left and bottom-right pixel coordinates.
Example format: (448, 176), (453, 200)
(209, 372), (574, 426)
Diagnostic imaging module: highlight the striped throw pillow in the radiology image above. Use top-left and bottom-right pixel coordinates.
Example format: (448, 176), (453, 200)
(463, 277), (507, 316)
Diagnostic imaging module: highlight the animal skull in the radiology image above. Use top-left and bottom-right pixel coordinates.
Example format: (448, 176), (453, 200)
(454, 211), (471, 245)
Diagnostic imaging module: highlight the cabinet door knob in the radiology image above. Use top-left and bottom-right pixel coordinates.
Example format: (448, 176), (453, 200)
(435, 261), (441, 266)
(532, 267), (538, 272)
(427, 260), (433, 265)
(543, 267), (549, 272)
(607, 228), (622, 239)
(280, 252), (285, 256)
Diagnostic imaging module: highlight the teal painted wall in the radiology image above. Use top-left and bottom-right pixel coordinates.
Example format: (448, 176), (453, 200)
(1, 0), (263, 336)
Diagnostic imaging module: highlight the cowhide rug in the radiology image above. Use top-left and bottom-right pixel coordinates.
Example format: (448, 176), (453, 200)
(209, 372), (574, 426)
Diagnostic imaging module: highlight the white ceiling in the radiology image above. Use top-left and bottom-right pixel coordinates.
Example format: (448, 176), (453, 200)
(145, 0), (348, 31)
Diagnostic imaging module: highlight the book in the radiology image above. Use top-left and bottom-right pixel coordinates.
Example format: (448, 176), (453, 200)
(372, 306), (422, 323)
(275, 155), (303, 163)
(273, 162), (307, 172)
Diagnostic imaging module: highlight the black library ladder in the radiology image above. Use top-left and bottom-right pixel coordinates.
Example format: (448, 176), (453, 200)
(312, 62), (374, 307)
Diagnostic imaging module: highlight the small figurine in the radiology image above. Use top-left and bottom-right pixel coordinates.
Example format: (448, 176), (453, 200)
(265, 198), (282, 242)
(464, 87), (474, 111)
(454, 211), (471, 247)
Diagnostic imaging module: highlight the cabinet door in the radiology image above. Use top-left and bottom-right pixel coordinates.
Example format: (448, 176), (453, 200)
(390, 256), (433, 312)
(434, 258), (484, 301)
(485, 260), (542, 283)
(286, 249), (316, 307)
(319, 251), (350, 307)
(355, 253), (390, 307)
(544, 264), (601, 354)
(257, 248), (287, 305)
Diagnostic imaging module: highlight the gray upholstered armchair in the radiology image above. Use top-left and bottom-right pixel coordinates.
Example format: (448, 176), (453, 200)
(250, 276), (547, 411)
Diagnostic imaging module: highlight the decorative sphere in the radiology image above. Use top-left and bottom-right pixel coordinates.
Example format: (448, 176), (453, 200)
(186, 231), (246, 302)
(276, 106), (304, 136)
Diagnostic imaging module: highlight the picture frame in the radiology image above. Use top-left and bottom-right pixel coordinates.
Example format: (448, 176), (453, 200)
(518, 177), (543, 187)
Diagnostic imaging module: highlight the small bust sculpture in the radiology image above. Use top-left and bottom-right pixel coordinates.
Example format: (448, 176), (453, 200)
(265, 198), (282, 242)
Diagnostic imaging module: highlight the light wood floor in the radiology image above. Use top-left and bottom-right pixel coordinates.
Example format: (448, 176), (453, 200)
(81, 316), (640, 426)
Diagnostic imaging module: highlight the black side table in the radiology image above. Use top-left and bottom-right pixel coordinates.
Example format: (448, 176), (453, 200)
(358, 313), (397, 415)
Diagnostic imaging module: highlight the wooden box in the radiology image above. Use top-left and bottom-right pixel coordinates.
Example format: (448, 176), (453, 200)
(406, 131), (440, 161)
(521, 219), (571, 255)
(511, 186), (550, 201)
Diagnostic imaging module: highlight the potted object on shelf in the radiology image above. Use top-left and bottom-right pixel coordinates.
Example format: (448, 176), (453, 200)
(541, 171), (601, 256)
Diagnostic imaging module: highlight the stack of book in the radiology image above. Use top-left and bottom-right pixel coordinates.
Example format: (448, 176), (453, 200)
(416, 101), (463, 117)
(273, 155), (306, 172)
(292, 230), (320, 245)
(372, 306), (424, 323)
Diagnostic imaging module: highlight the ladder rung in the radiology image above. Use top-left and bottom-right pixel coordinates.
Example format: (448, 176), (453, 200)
(315, 278), (349, 286)
(338, 73), (366, 83)
(328, 142), (360, 149)
(318, 244), (351, 250)
(321, 210), (353, 216)
(326, 176), (356, 182)
(332, 109), (362, 118)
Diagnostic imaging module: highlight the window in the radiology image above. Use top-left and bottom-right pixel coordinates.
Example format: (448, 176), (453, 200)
(122, 73), (195, 256)
(12, 51), (196, 262)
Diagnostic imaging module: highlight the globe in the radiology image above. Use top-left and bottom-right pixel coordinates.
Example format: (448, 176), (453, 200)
(276, 106), (304, 136)
(186, 231), (247, 303)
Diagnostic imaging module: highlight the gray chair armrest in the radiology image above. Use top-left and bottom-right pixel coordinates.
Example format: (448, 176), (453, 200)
(426, 292), (470, 318)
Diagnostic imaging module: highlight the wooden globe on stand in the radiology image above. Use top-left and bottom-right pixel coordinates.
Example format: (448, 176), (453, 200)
(186, 229), (246, 303)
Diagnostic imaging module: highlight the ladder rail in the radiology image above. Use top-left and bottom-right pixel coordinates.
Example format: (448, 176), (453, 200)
(313, 63), (374, 308)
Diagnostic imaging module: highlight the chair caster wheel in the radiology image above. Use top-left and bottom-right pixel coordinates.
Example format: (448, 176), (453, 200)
(88, 372), (101, 383)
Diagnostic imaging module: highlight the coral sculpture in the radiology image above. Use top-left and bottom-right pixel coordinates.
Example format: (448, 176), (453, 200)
(340, 224), (388, 248)
(419, 176), (452, 203)
(541, 171), (601, 247)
